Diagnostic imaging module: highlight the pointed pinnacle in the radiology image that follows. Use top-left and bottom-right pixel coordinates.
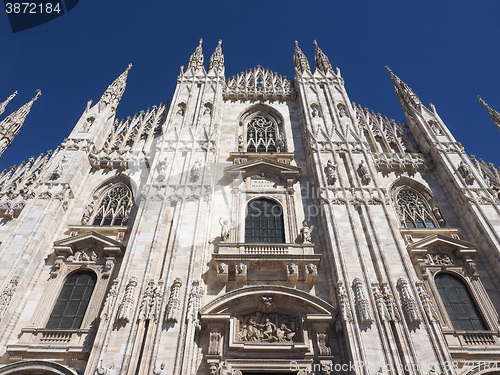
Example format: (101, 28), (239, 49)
(208, 39), (224, 73)
(0, 90), (19, 116)
(478, 96), (500, 132)
(312, 40), (333, 74)
(187, 38), (204, 71)
(293, 40), (311, 74)
(99, 64), (132, 110)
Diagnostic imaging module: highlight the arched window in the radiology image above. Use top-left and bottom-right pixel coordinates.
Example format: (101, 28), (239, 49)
(435, 273), (486, 330)
(245, 198), (285, 243)
(396, 188), (437, 228)
(46, 271), (97, 329)
(246, 116), (277, 153)
(92, 184), (132, 226)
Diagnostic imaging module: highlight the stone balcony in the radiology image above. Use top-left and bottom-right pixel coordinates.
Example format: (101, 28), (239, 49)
(213, 243), (322, 284)
(6, 328), (94, 361)
(444, 331), (500, 361)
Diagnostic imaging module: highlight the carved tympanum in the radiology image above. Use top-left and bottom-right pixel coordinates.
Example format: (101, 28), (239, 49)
(235, 312), (297, 343)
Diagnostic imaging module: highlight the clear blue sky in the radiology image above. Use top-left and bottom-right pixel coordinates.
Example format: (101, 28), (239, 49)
(1, 1), (499, 169)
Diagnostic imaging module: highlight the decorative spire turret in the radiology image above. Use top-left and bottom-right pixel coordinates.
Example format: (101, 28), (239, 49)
(208, 40), (224, 74)
(0, 90), (41, 157)
(293, 41), (311, 74)
(385, 66), (421, 112)
(313, 40), (333, 74)
(0, 91), (18, 116)
(478, 97), (500, 132)
(187, 39), (204, 71)
(99, 63), (132, 111)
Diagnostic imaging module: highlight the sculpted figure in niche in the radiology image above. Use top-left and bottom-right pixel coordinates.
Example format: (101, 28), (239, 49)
(237, 312), (297, 343)
(237, 134), (244, 152)
(306, 263), (317, 275)
(191, 160), (201, 181)
(236, 263), (247, 274)
(325, 159), (337, 185)
(153, 363), (167, 375)
(219, 218), (230, 241)
(300, 221), (314, 243)
(217, 262), (228, 274)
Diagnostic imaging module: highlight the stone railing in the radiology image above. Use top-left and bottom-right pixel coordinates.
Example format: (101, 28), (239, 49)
(216, 243), (315, 257)
(7, 328), (94, 360)
(461, 332), (497, 346)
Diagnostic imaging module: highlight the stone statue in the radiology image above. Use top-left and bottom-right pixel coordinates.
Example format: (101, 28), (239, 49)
(191, 160), (201, 181)
(325, 159), (337, 185)
(300, 221), (314, 243)
(238, 134), (244, 152)
(219, 217), (230, 241)
(153, 362), (167, 375)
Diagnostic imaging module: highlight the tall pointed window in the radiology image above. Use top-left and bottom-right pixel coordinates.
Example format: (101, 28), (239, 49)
(245, 199), (285, 243)
(46, 271), (97, 329)
(246, 116), (277, 153)
(92, 184), (132, 226)
(396, 188), (437, 228)
(435, 273), (486, 330)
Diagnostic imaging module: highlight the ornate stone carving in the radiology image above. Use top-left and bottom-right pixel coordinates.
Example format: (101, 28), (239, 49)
(293, 40), (311, 74)
(425, 253), (453, 267)
(187, 280), (203, 328)
(313, 40), (333, 74)
(101, 279), (118, 321)
(353, 277), (373, 325)
(397, 277), (421, 325)
(51, 156), (67, 180)
(208, 363), (219, 375)
(372, 282), (400, 322)
(336, 281), (353, 332)
(306, 263), (317, 276)
(208, 40), (224, 73)
(165, 278), (182, 323)
(94, 362), (117, 375)
(237, 134), (244, 152)
(116, 275), (138, 323)
(139, 279), (163, 323)
(153, 362), (167, 375)
(0, 276), (19, 320)
(316, 332), (331, 356)
(432, 206), (446, 226)
(191, 160), (201, 182)
(457, 161), (475, 184)
(157, 160), (168, 182)
(357, 161), (371, 185)
(224, 66), (294, 100)
(236, 312), (297, 343)
(235, 263), (247, 283)
(260, 296), (274, 310)
(300, 221), (313, 243)
(208, 331), (221, 355)
(325, 160), (337, 185)
(219, 218), (230, 241)
(415, 281), (438, 322)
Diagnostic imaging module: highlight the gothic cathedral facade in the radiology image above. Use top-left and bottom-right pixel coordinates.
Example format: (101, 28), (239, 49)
(0, 40), (499, 375)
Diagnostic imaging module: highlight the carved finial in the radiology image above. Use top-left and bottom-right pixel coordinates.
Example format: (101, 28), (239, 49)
(0, 90), (42, 158)
(98, 64), (133, 111)
(313, 40), (333, 74)
(208, 39), (224, 73)
(385, 66), (421, 112)
(187, 38), (204, 71)
(0, 90), (18, 116)
(478, 96), (500, 132)
(293, 40), (311, 74)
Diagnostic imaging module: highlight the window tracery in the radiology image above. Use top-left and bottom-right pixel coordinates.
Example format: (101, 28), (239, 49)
(91, 184), (132, 226)
(246, 116), (277, 153)
(396, 188), (437, 228)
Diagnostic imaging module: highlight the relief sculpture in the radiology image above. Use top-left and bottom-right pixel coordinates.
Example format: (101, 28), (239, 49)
(236, 312), (297, 343)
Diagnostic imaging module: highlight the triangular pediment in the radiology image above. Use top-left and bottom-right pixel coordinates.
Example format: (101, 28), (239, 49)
(54, 230), (124, 257)
(225, 157), (301, 182)
(407, 233), (476, 259)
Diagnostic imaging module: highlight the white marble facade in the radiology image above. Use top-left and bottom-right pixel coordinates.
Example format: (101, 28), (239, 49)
(0, 40), (499, 375)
